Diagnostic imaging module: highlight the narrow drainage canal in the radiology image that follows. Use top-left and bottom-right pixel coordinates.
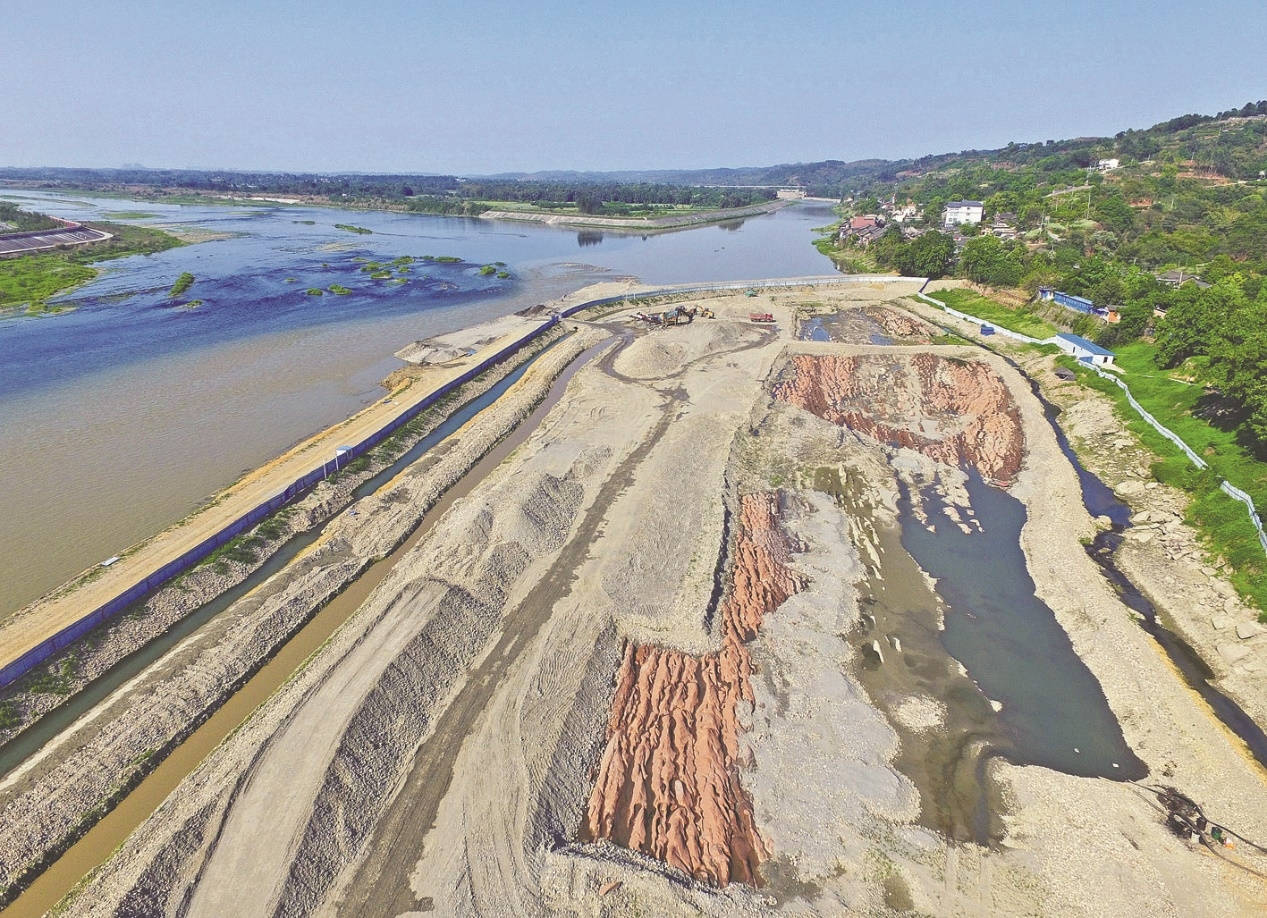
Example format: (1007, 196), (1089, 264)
(1021, 371), (1267, 767)
(0, 335), (616, 918)
(0, 335), (564, 782)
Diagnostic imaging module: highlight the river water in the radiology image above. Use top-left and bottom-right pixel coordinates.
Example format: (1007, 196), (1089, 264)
(0, 192), (837, 611)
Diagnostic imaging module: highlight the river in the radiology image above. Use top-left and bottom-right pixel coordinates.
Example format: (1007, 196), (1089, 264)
(0, 192), (837, 612)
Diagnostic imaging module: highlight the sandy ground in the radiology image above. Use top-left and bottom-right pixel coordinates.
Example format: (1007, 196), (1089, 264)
(34, 286), (1267, 916)
(0, 283), (632, 682)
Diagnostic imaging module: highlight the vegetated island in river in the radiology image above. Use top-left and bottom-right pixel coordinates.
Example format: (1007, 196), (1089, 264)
(0, 211), (183, 316)
(167, 272), (195, 298)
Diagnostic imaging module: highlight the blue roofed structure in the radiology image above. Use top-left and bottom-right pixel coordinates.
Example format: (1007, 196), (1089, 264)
(1053, 332), (1115, 366)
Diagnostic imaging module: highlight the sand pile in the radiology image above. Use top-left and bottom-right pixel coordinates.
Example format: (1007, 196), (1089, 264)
(582, 493), (803, 886)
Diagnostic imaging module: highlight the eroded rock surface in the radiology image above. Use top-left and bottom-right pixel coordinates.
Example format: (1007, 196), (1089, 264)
(773, 352), (1024, 485)
(582, 492), (803, 886)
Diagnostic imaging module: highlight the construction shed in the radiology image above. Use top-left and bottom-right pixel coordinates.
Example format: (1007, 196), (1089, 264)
(1052, 333), (1115, 367)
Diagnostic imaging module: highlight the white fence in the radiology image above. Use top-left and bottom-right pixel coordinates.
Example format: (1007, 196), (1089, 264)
(915, 286), (1267, 559)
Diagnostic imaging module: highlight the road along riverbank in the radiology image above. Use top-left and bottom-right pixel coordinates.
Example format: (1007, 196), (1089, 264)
(59, 285), (1267, 916)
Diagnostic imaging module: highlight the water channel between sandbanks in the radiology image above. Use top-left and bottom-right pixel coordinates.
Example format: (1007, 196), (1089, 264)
(0, 332), (616, 918)
(0, 190), (839, 612)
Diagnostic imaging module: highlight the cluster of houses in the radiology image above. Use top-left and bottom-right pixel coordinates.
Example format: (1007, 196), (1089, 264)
(837, 214), (890, 247)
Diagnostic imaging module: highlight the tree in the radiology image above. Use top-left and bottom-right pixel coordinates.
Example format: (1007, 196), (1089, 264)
(959, 235), (1024, 287)
(896, 231), (955, 278)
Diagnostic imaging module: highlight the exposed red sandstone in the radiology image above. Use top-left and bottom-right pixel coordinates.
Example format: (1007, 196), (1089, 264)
(772, 352), (1024, 486)
(582, 493), (803, 887)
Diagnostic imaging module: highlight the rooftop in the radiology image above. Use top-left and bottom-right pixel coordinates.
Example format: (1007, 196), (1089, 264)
(1056, 332), (1115, 357)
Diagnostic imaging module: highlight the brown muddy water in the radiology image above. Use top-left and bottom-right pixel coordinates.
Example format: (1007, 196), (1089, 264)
(0, 337), (614, 918)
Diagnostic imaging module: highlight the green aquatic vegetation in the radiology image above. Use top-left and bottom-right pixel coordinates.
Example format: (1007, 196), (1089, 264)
(0, 700), (19, 730)
(389, 277), (407, 285)
(306, 287), (324, 296)
(168, 272), (195, 297)
(329, 284), (351, 295)
(334, 223), (372, 234)
(496, 270), (511, 279)
(294, 219), (316, 225)
(284, 277), (298, 283)
(479, 264), (497, 275)
(0, 254), (96, 312)
(370, 270), (392, 279)
(101, 211), (159, 220)
(182, 299), (204, 310)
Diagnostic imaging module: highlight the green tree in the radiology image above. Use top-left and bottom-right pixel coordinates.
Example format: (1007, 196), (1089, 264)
(896, 231), (955, 278)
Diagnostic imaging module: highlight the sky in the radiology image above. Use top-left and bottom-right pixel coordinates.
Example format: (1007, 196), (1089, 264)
(3, 0), (1266, 175)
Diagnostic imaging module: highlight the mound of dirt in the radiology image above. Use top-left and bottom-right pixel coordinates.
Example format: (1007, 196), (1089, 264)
(582, 493), (803, 886)
(773, 352), (1024, 485)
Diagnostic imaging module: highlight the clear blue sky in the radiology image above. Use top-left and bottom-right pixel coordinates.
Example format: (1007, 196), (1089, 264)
(4, 0), (1265, 174)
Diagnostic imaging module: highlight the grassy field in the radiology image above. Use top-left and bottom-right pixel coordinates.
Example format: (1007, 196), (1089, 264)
(0, 222), (183, 314)
(1067, 350), (1267, 615)
(924, 288), (1058, 339)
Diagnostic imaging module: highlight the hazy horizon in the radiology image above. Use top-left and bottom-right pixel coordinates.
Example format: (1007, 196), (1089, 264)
(4, 0), (1266, 175)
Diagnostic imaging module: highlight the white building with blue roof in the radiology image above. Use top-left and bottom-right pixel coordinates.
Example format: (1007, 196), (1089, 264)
(1052, 332), (1115, 366)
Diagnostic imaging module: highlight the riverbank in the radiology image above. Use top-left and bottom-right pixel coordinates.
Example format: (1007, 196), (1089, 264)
(39, 284), (1266, 916)
(0, 283), (629, 669)
(903, 288), (1267, 735)
(479, 198), (789, 230)
(0, 221), (183, 315)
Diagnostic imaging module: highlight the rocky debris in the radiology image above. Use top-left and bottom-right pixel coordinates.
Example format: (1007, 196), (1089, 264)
(772, 352), (1024, 486)
(861, 305), (936, 341)
(582, 493), (803, 887)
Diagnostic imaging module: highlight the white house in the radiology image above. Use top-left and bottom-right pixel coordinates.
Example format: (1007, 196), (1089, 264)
(1052, 332), (1115, 366)
(1097, 158), (1120, 172)
(943, 200), (984, 227)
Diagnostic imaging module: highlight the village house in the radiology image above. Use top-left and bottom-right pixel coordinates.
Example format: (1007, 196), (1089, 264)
(838, 214), (888, 247)
(1097, 157), (1121, 172)
(943, 200), (984, 227)
(1155, 269), (1211, 289)
(987, 211), (1018, 239)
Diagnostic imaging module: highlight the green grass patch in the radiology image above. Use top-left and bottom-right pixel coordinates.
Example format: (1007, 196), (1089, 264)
(101, 211), (159, 220)
(923, 288), (1058, 339)
(333, 223), (372, 234)
(328, 284), (351, 295)
(478, 264), (496, 275)
(305, 287), (324, 296)
(1065, 356), (1267, 615)
(168, 271), (195, 297)
(0, 700), (19, 730)
(0, 255), (95, 311)
(496, 270), (511, 279)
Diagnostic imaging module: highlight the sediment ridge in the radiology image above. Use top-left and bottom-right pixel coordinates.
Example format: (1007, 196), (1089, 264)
(582, 492), (804, 886)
